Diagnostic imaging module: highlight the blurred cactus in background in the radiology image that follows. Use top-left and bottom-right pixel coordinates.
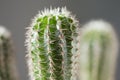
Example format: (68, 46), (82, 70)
(26, 7), (79, 80)
(0, 26), (18, 80)
(78, 20), (119, 80)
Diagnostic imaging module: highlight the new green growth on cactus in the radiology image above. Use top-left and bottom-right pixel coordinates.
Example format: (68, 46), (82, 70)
(0, 26), (18, 80)
(78, 20), (118, 80)
(26, 7), (79, 80)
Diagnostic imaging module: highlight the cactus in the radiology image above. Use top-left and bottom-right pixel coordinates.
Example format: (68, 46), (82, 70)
(26, 7), (79, 80)
(77, 20), (118, 80)
(0, 26), (18, 80)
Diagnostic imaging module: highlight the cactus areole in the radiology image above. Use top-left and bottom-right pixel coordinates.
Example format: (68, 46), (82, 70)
(26, 7), (79, 80)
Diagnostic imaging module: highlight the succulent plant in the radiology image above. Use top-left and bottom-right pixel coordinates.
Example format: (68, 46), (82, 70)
(26, 7), (79, 80)
(0, 26), (18, 80)
(77, 20), (119, 80)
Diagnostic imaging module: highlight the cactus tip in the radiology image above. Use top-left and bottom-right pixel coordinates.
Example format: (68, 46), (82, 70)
(0, 25), (11, 38)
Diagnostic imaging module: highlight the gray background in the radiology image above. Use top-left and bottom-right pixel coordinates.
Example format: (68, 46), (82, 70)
(0, 0), (120, 80)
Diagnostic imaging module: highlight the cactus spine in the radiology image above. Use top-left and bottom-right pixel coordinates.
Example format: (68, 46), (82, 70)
(0, 26), (18, 80)
(78, 20), (118, 80)
(26, 7), (79, 80)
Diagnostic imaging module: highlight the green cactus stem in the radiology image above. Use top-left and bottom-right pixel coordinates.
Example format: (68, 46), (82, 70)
(26, 7), (79, 80)
(78, 20), (118, 80)
(0, 26), (18, 80)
